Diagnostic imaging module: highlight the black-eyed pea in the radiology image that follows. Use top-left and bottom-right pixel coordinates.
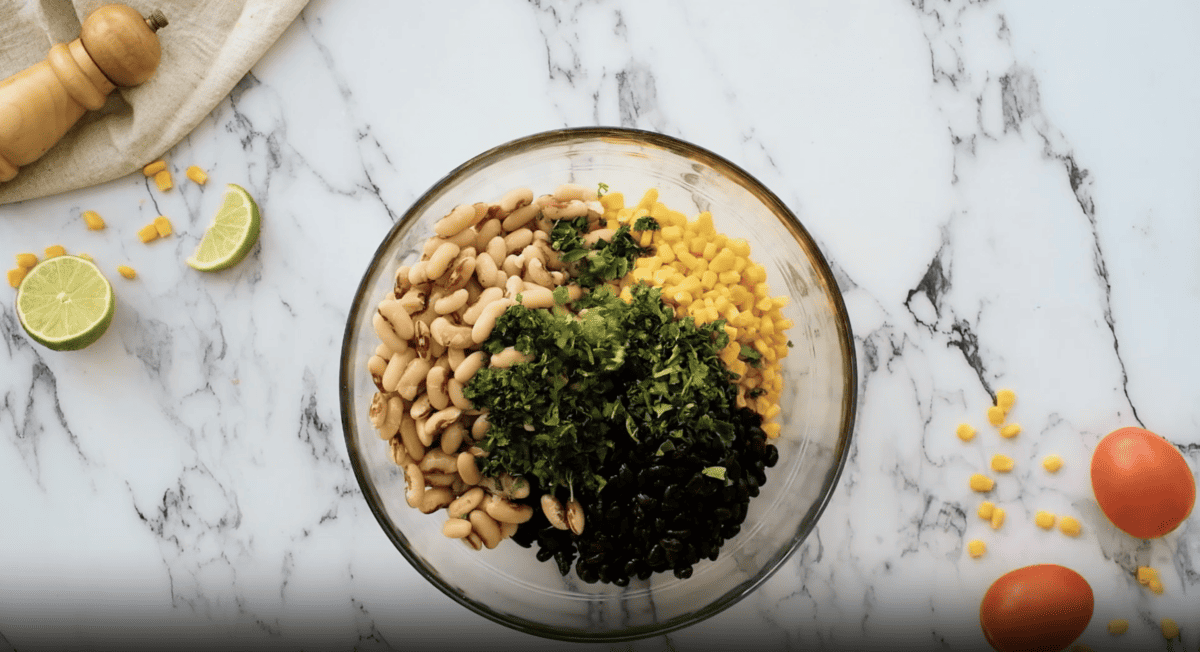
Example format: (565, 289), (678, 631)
(419, 449), (457, 474)
(409, 392), (433, 420)
(441, 249), (477, 292)
(398, 286), (428, 314)
(504, 228), (534, 255)
(426, 366), (451, 411)
(552, 183), (592, 202)
(374, 342), (394, 360)
(500, 473), (530, 500)
(448, 378), (471, 411)
(431, 317), (474, 349)
(394, 265), (412, 296)
(464, 287), (503, 325)
(504, 275), (525, 299)
(499, 520), (518, 540)
(525, 258), (553, 288)
(442, 517), (472, 539)
(484, 494), (534, 524)
(475, 217), (501, 247)
(407, 260), (431, 286)
(469, 509), (503, 549)
(396, 356), (432, 401)
(405, 463), (425, 508)
(448, 486), (485, 518)
(389, 436), (408, 467)
(454, 351), (487, 385)
(490, 346), (532, 369)
(541, 494), (569, 530)
(471, 411), (490, 440)
(446, 227), (477, 250)
(501, 203), (540, 232)
(433, 288), (469, 315)
(501, 253), (523, 278)
(550, 271), (566, 285)
(474, 253), (500, 290)
(486, 235), (507, 265)
(373, 312), (408, 354)
(498, 187), (534, 214)
(566, 498), (585, 535)
(379, 395), (403, 440)
(434, 204), (476, 239)
(369, 392), (388, 430)
(457, 451), (482, 485)
(441, 421), (466, 455)
(422, 407), (462, 447)
(541, 199), (587, 221)
(472, 297), (517, 344)
(426, 242), (460, 282)
(400, 416), (425, 463)
(447, 347), (467, 372)
(419, 487), (453, 514)
(519, 286), (555, 309)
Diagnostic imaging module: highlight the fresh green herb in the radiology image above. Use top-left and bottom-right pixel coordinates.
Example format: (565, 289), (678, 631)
(597, 182), (609, 197)
(463, 284), (737, 494)
(739, 344), (763, 368)
(747, 387), (767, 399)
(552, 285), (570, 305)
(550, 217), (651, 288)
(701, 466), (727, 480)
(633, 216), (661, 231)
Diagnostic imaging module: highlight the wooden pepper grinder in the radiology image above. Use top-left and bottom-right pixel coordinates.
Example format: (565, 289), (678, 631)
(0, 4), (168, 182)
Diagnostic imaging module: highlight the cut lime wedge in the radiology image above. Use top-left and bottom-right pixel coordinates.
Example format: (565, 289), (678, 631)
(187, 183), (261, 272)
(16, 255), (115, 351)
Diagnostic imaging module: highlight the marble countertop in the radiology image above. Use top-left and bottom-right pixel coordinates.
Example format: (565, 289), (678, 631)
(3, 1), (1198, 650)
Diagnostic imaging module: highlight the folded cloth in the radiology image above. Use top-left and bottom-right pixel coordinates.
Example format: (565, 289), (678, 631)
(0, 0), (307, 206)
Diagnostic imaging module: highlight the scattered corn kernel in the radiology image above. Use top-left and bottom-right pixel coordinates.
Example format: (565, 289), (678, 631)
(15, 253), (37, 268)
(1160, 618), (1179, 640)
(142, 159), (167, 176)
(186, 165), (208, 185)
(44, 245), (66, 258)
(1137, 566), (1157, 584)
(999, 423), (1021, 438)
(1058, 515), (1081, 537)
(978, 501), (995, 520)
(1042, 454), (1063, 473)
(970, 473), (995, 492)
(7, 267), (27, 288)
(987, 405), (1005, 426)
(990, 507), (1006, 530)
(1148, 578), (1164, 594)
(990, 454), (1015, 473)
(956, 423), (976, 442)
(154, 215), (173, 237)
(154, 169), (173, 191)
(138, 223), (160, 243)
(967, 539), (986, 558)
(1035, 511), (1056, 529)
(1106, 619), (1129, 636)
(81, 210), (106, 230)
(116, 265), (137, 279)
(996, 388), (1016, 412)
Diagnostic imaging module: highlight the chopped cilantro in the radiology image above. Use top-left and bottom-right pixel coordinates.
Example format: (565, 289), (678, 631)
(463, 284), (737, 494)
(739, 344), (763, 368)
(550, 217), (651, 288)
(552, 285), (570, 305)
(747, 387), (767, 399)
(701, 466), (726, 480)
(597, 182), (609, 197)
(633, 216), (661, 231)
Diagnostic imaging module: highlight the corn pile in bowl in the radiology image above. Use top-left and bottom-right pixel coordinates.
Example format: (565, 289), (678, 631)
(339, 127), (856, 641)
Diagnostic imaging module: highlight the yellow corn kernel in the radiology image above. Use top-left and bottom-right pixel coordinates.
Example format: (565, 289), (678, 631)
(956, 423), (976, 442)
(600, 192), (623, 211)
(709, 249), (737, 273)
(763, 403), (781, 420)
(987, 406), (1005, 426)
(138, 223), (160, 243)
(117, 265), (137, 279)
(1058, 515), (1081, 537)
(700, 241), (718, 261)
(700, 270), (718, 290)
(1137, 566), (1159, 585)
(694, 211), (714, 235)
(969, 473), (995, 492)
(639, 231), (653, 247)
(1161, 618), (1179, 640)
(990, 507), (1006, 530)
(631, 268), (652, 283)
(771, 295), (790, 309)
(977, 501), (995, 520)
(636, 189), (658, 210)
(142, 159), (167, 176)
(967, 539), (986, 558)
(745, 263), (767, 285)
(999, 423), (1021, 438)
(688, 236), (706, 256)
(661, 225), (683, 242)
(154, 215), (173, 237)
(44, 245), (66, 258)
(671, 290), (693, 306)
(657, 244), (676, 264)
(7, 267), (27, 288)
(15, 253), (37, 268)
(154, 169), (173, 191)
(728, 238), (751, 257)
(996, 388), (1016, 412)
(762, 421), (781, 439)
(1106, 619), (1129, 636)
(990, 454), (1015, 473)
(82, 210), (106, 230)
(1148, 578), (1164, 594)
(717, 270), (741, 285)
(1035, 511), (1055, 529)
(1042, 454), (1063, 473)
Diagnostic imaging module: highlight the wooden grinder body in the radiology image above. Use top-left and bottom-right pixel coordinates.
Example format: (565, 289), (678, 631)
(0, 5), (166, 183)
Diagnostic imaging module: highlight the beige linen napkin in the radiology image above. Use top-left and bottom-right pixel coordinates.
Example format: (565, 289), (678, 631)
(0, 0), (308, 206)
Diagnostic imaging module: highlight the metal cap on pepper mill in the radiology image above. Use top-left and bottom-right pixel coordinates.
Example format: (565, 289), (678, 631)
(0, 4), (168, 182)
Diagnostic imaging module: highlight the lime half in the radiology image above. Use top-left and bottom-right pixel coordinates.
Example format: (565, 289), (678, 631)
(16, 255), (115, 351)
(187, 183), (261, 271)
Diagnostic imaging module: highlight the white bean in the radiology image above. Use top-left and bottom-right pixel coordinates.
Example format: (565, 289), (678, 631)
(474, 253), (500, 290)
(501, 253), (523, 278)
(404, 463), (425, 508)
(447, 347), (467, 371)
(501, 203), (540, 232)
(518, 286), (555, 309)
(373, 312), (407, 354)
(381, 350), (414, 393)
(457, 452), (482, 485)
(400, 416), (425, 463)
(468, 509), (502, 549)
(434, 204), (476, 238)
(441, 250), (476, 291)
(471, 297), (516, 344)
(409, 393), (432, 420)
(490, 346), (531, 369)
(407, 261), (430, 286)
(396, 357), (432, 401)
(426, 366), (450, 411)
(442, 518), (472, 539)
(504, 228), (533, 255)
(433, 289), (469, 315)
(454, 351), (486, 384)
(484, 495), (534, 524)
(419, 487), (453, 514)
(448, 378), (471, 410)
(486, 236), (506, 267)
(448, 486), (485, 518)
(419, 448), (458, 474)
(368, 355), (388, 391)
(398, 286), (428, 314)
(471, 412), (490, 439)
(430, 317), (474, 349)
(422, 407), (462, 447)
(498, 187), (533, 213)
(440, 421), (465, 454)
(475, 218), (502, 251)
(426, 242), (460, 281)
(378, 298), (415, 340)
(379, 395), (403, 440)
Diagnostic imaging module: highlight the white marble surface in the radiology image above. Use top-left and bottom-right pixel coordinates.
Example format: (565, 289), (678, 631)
(2, 0), (1199, 650)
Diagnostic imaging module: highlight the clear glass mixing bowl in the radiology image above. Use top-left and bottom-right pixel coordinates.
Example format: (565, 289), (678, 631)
(339, 127), (856, 641)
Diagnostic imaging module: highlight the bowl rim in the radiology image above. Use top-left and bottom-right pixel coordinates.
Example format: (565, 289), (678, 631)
(339, 126), (857, 642)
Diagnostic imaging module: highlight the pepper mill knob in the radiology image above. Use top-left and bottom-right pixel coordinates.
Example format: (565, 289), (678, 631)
(0, 4), (168, 183)
(81, 5), (167, 87)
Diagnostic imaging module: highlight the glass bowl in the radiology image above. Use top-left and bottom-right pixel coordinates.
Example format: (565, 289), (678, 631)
(339, 127), (856, 642)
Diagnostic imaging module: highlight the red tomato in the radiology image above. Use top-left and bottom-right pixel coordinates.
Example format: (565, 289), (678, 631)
(979, 564), (1093, 652)
(1091, 426), (1196, 539)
